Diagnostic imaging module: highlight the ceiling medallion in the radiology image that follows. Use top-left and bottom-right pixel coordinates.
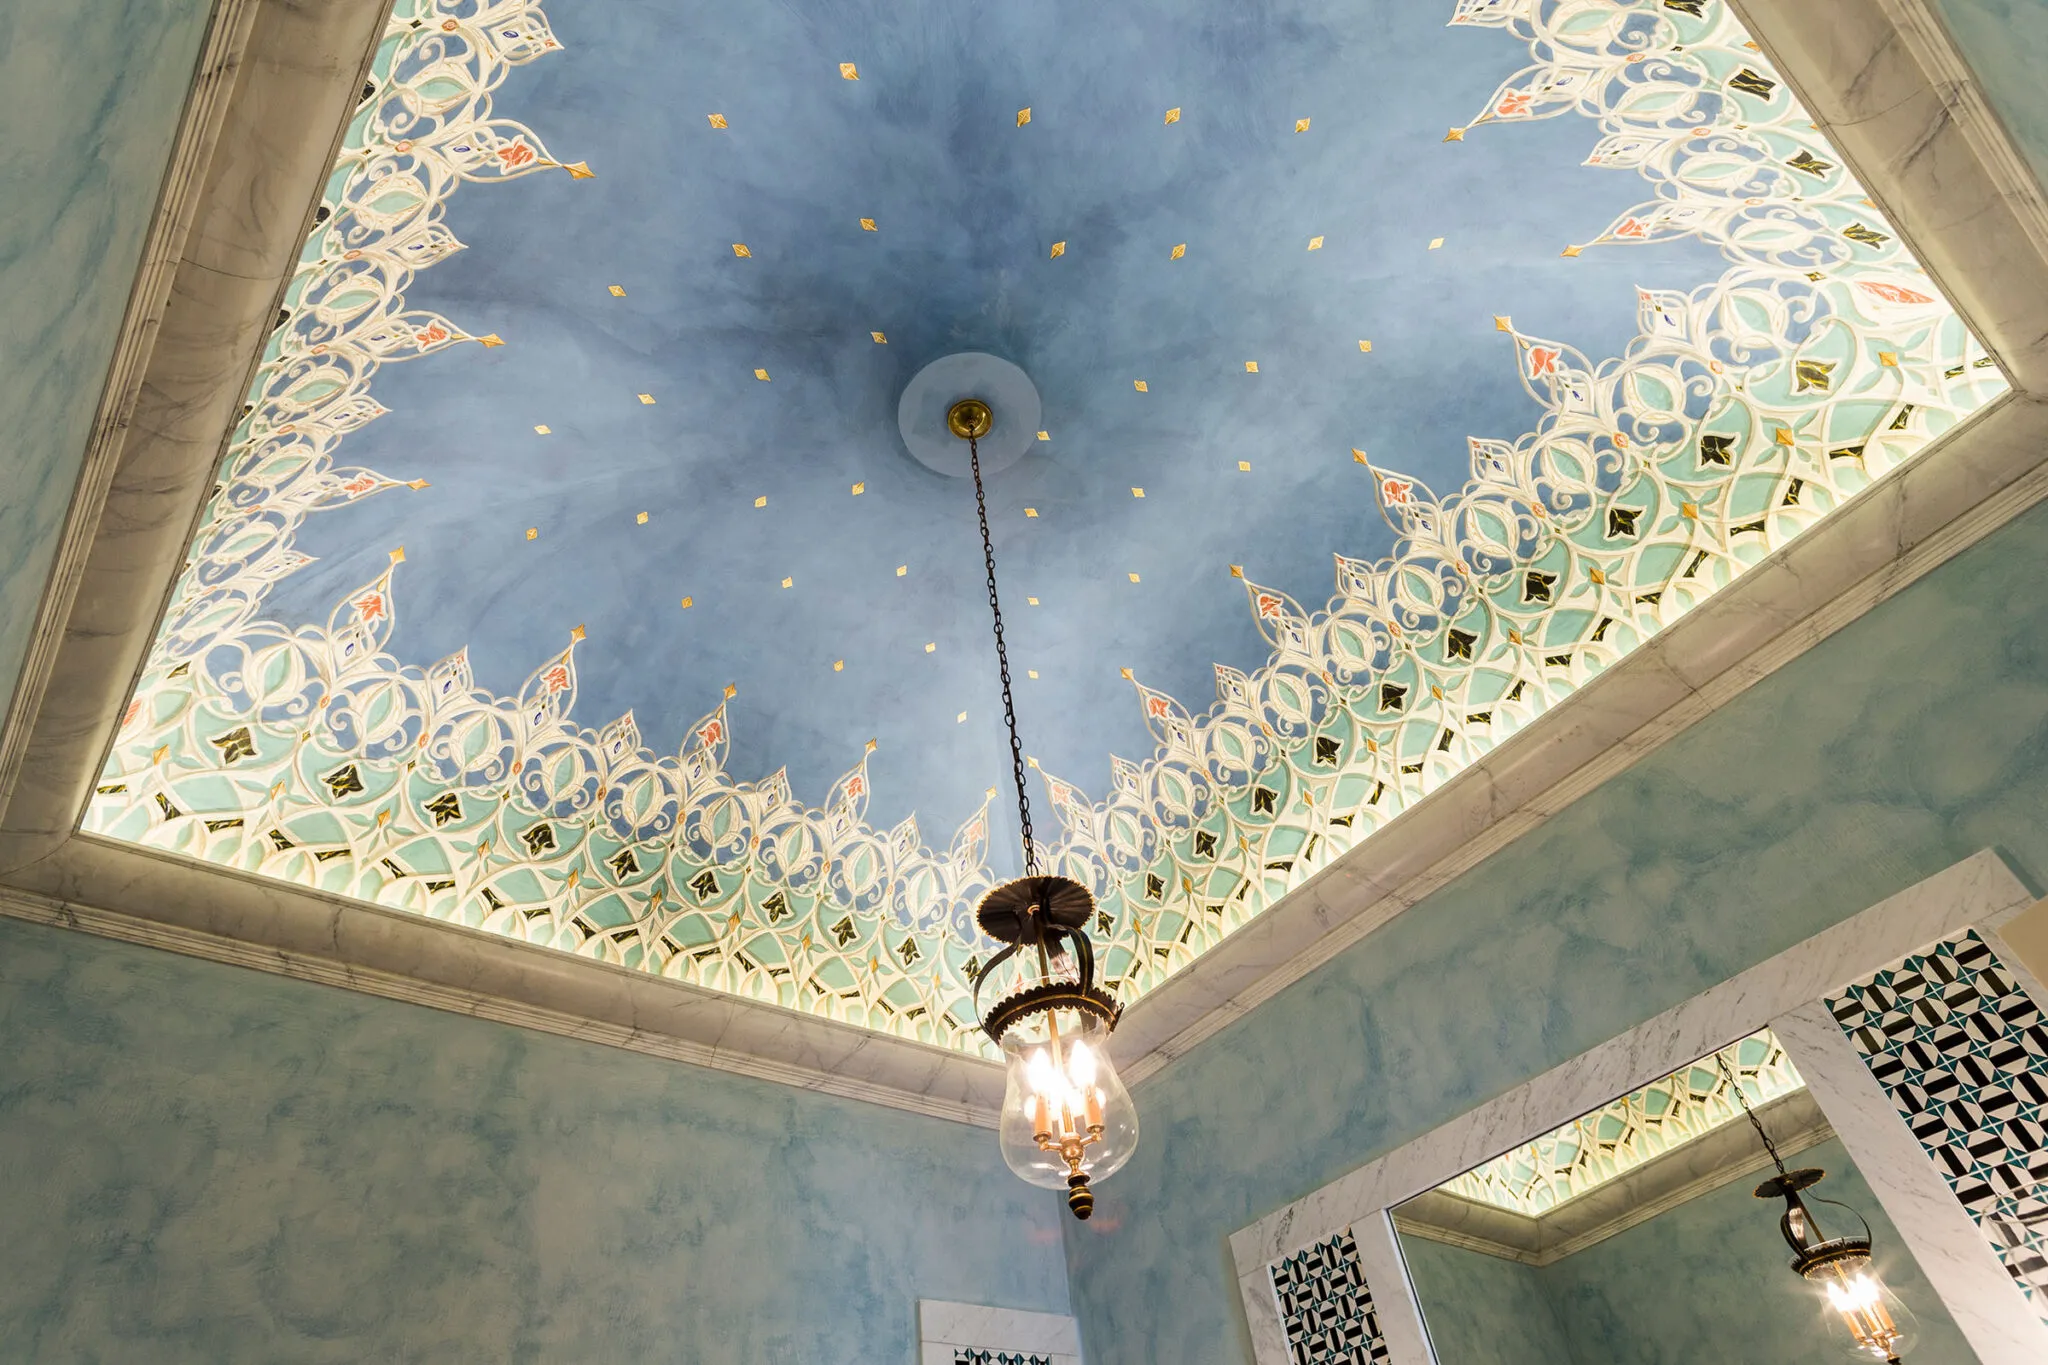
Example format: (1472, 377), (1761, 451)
(944, 391), (1138, 1220)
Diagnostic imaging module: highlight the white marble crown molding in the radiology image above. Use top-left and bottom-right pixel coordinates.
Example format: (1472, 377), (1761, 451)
(1228, 851), (2039, 1365)
(1391, 1088), (1836, 1267)
(0, 0), (392, 855)
(0, 0), (262, 812)
(0, 838), (1004, 1126)
(1118, 0), (2048, 1085)
(1737, 0), (2048, 394)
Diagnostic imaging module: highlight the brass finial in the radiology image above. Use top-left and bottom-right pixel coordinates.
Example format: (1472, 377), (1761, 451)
(947, 398), (994, 439)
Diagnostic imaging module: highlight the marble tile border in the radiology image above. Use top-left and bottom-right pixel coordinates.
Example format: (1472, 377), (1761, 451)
(1229, 851), (2040, 1365)
(4, 0), (2048, 1126)
(917, 1299), (1081, 1365)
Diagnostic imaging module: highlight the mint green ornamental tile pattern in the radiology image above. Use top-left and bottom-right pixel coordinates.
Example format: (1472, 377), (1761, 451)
(87, 0), (2003, 1057)
(1059, 504), (2048, 1357)
(0, 0), (215, 727)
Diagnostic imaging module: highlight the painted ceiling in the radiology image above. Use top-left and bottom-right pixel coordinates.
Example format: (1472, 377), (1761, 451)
(90, 0), (2003, 1055)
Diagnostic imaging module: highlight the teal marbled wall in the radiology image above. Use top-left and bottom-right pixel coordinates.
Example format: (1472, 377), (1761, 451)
(1399, 1139), (1976, 1365)
(1939, 0), (2048, 195)
(0, 915), (1069, 1362)
(1397, 1236), (1575, 1365)
(0, 1), (212, 723)
(1064, 499), (2048, 1364)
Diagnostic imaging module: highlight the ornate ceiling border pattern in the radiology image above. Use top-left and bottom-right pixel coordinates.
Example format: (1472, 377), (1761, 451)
(83, 0), (2001, 1058)
(1038, 0), (2000, 1008)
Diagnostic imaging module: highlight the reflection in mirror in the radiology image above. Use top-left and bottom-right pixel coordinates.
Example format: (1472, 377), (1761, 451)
(1392, 1029), (1979, 1364)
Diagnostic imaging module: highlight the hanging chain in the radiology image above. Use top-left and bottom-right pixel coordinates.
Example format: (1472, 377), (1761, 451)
(1715, 1050), (1790, 1178)
(968, 432), (1037, 875)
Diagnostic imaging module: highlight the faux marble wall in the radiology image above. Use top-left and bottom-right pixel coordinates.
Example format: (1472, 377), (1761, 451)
(0, 0), (213, 722)
(1065, 501), (2048, 1364)
(1938, 0), (2048, 193)
(0, 916), (1069, 1361)
(1396, 1237), (1575, 1365)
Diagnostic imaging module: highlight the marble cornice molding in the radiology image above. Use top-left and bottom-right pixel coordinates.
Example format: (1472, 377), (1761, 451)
(0, 837), (1004, 1126)
(0, 0), (264, 812)
(0, 0), (393, 863)
(5, 0), (2048, 1125)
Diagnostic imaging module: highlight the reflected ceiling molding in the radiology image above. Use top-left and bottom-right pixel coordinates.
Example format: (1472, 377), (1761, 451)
(1394, 1030), (1837, 1266)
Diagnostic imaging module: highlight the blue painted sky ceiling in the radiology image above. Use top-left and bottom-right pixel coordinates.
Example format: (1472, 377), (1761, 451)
(91, 0), (2003, 1055)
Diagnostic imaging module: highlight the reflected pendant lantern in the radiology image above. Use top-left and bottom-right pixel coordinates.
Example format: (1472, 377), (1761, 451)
(1720, 1058), (1918, 1361)
(948, 396), (1139, 1221)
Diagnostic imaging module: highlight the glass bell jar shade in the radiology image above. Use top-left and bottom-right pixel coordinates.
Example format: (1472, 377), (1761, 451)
(1760, 1168), (1918, 1363)
(1811, 1261), (1919, 1362)
(995, 1003), (1140, 1213)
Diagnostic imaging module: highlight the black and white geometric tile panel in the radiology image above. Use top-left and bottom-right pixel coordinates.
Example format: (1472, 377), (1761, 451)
(1269, 1228), (1392, 1365)
(1828, 929), (2048, 1320)
(952, 1353), (1050, 1365)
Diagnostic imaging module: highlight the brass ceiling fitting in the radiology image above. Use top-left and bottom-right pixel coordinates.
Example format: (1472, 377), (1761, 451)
(947, 397), (994, 440)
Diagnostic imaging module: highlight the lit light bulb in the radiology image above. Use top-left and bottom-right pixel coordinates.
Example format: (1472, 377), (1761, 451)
(995, 1006), (1140, 1218)
(1812, 1265), (1917, 1361)
(1067, 1039), (1097, 1087)
(1026, 1047), (1057, 1095)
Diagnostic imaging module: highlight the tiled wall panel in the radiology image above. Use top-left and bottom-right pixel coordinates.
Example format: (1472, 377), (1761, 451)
(1269, 1229), (1391, 1365)
(1828, 930), (2048, 1317)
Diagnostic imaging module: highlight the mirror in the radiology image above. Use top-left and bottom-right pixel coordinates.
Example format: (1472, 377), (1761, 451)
(1392, 1028), (1978, 1364)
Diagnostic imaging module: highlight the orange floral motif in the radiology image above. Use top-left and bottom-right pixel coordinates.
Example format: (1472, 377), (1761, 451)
(352, 591), (386, 623)
(497, 140), (537, 168)
(414, 323), (449, 348)
(541, 664), (571, 694)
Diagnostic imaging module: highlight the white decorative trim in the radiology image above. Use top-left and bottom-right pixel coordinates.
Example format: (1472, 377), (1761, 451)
(917, 1299), (1081, 1365)
(1775, 1000), (2048, 1364)
(1229, 851), (2035, 1365)
(0, 0), (263, 812)
(0, 839), (1003, 1128)
(1874, 0), (2048, 268)
(1351, 1214), (1434, 1365)
(1730, 0), (2048, 393)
